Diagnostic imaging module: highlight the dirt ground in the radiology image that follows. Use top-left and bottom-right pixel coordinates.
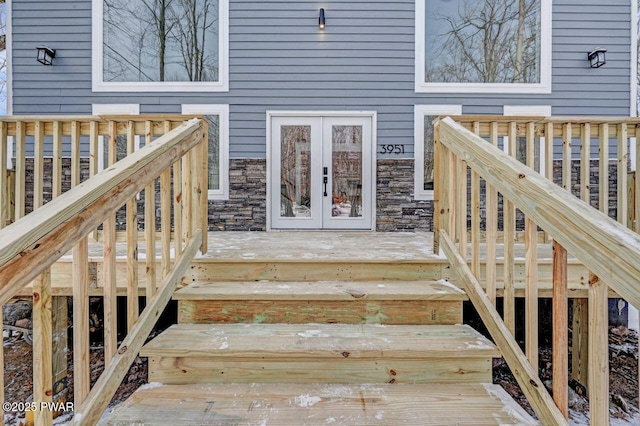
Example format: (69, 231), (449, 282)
(493, 326), (639, 422)
(2, 326), (639, 425)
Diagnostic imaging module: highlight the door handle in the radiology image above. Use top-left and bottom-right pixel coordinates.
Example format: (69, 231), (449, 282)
(323, 167), (328, 196)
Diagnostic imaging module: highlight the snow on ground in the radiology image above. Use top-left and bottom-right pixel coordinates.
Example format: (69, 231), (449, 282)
(629, 306), (639, 331)
(569, 409), (640, 425)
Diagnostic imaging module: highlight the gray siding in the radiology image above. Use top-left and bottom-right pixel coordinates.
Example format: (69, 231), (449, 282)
(11, 0), (634, 158)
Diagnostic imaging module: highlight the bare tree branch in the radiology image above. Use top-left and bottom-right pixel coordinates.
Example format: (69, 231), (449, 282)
(426, 0), (539, 84)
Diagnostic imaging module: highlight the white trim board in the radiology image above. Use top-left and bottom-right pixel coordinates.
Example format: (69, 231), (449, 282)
(92, 104), (140, 115)
(91, 0), (229, 92)
(181, 104), (230, 200)
(414, 105), (462, 201)
(415, 0), (552, 94)
(503, 105), (552, 116)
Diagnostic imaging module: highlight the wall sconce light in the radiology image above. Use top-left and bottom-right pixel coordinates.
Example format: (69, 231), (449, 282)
(587, 48), (607, 68)
(36, 46), (56, 65)
(319, 8), (326, 29)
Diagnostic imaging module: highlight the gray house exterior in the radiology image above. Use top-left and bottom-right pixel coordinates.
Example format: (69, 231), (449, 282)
(7, 0), (637, 231)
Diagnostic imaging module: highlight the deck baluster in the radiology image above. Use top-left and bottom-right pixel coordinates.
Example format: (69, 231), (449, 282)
(33, 268), (53, 425)
(524, 122), (538, 369)
(503, 121), (516, 335)
(552, 241), (569, 418)
(126, 121), (139, 331)
(15, 122), (25, 219)
(484, 122), (498, 306)
(471, 122), (481, 277)
(145, 121), (157, 300)
(618, 123), (628, 226)
(103, 120), (118, 366)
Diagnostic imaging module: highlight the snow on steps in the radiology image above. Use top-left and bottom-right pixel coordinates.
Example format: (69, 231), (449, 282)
(100, 382), (538, 425)
(175, 279), (467, 325)
(140, 323), (500, 385)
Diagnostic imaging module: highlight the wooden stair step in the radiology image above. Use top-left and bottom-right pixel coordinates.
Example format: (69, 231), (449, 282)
(174, 279), (467, 301)
(141, 324), (499, 384)
(176, 280), (466, 325)
(142, 323), (496, 358)
(100, 382), (538, 425)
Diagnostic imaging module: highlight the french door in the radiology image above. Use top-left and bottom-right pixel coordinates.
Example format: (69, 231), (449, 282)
(269, 114), (374, 230)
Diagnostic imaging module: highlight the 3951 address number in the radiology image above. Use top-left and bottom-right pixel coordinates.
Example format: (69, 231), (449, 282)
(379, 144), (405, 154)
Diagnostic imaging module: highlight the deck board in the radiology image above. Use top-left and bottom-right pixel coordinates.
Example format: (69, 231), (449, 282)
(175, 280), (466, 325)
(141, 323), (499, 359)
(100, 383), (538, 425)
(26, 231), (597, 297)
(173, 279), (467, 301)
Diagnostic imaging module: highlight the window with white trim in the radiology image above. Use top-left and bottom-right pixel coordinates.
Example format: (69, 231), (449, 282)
(92, 0), (229, 92)
(414, 105), (462, 200)
(181, 104), (229, 200)
(415, 0), (551, 94)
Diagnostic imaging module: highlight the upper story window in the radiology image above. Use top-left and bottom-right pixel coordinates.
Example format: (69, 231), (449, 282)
(92, 0), (229, 92)
(415, 0), (551, 94)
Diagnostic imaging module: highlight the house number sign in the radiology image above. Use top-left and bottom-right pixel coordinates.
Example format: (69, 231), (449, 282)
(379, 144), (405, 154)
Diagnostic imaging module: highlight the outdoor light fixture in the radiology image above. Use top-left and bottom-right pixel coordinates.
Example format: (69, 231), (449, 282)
(587, 48), (607, 68)
(319, 8), (326, 29)
(36, 46), (56, 66)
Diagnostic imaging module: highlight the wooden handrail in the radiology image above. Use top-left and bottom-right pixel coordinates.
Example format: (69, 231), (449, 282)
(436, 116), (638, 424)
(0, 118), (204, 305)
(0, 115), (207, 425)
(71, 229), (202, 426)
(440, 230), (567, 426)
(437, 117), (640, 309)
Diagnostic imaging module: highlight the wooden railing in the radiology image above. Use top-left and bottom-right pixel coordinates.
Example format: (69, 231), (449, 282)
(435, 116), (640, 425)
(0, 116), (208, 425)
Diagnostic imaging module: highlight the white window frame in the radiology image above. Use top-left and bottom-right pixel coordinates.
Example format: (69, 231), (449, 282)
(415, 0), (552, 94)
(92, 0), (229, 92)
(414, 104), (462, 200)
(92, 103), (140, 172)
(181, 104), (229, 200)
(503, 105), (551, 175)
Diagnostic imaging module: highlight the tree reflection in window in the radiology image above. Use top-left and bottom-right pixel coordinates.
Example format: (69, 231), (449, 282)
(425, 0), (541, 84)
(280, 126), (311, 218)
(103, 0), (219, 82)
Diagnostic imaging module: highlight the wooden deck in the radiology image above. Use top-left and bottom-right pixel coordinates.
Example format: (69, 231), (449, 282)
(25, 231), (593, 298)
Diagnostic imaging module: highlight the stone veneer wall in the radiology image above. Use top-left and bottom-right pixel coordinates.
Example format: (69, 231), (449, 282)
(207, 158), (435, 232)
(376, 159), (433, 231)
(208, 159), (267, 231)
(15, 158), (623, 232)
(22, 158), (91, 215)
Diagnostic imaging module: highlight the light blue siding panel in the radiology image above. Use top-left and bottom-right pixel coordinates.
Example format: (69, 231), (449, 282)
(11, 0), (634, 159)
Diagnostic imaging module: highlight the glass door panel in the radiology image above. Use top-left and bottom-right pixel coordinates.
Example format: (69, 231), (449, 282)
(330, 125), (363, 218)
(322, 117), (372, 229)
(280, 125), (312, 218)
(270, 117), (322, 229)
